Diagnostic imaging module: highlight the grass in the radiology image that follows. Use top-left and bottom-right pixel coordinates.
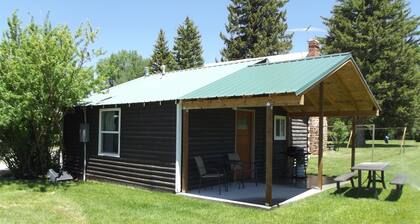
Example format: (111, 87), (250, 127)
(0, 140), (419, 224)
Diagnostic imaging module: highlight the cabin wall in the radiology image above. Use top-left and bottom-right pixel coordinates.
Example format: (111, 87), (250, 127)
(187, 106), (303, 189)
(253, 107), (289, 181)
(63, 101), (177, 191)
(187, 109), (236, 189)
(64, 103), (309, 192)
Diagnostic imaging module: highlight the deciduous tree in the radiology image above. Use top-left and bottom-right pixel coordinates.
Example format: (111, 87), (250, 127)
(0, 13), (105, 177)
(97, 50), (149, 85)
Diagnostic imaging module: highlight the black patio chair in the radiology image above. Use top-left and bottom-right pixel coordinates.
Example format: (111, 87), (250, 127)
(227, 153), (258, 188)
(194, 156), (226, 195)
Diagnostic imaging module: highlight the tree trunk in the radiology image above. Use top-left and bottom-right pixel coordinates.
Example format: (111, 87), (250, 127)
(355, 128), (366, 147)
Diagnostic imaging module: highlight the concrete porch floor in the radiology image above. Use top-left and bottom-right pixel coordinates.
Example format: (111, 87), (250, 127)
(180, 175), (336, 209)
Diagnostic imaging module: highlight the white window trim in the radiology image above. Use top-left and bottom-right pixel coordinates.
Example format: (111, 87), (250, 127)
(274, 115), (287, 141)
(98, 108), (121, 157)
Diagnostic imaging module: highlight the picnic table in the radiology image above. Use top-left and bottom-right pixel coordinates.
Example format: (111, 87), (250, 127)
(351, 162), (389, 198)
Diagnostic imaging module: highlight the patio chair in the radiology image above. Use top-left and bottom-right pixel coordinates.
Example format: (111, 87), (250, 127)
(227, 153), (258, 188)
(194, 156), (226, 195)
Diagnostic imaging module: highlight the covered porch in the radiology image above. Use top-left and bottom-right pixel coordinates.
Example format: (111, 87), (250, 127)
(176, 53), (380, 207)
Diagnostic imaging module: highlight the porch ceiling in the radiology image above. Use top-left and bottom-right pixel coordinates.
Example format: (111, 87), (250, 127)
(284, 60), (380, 117)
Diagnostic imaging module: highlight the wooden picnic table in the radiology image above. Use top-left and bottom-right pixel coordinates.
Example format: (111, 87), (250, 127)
(351, 162), (389, 198)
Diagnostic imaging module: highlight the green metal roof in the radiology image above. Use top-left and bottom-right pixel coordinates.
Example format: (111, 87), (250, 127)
(181, 53), (352, 99)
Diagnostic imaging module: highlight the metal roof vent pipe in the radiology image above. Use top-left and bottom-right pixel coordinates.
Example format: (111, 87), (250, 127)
(161, 64), (166, 76)
(307, 39), (320, 57)
(144, 66), (149, 76)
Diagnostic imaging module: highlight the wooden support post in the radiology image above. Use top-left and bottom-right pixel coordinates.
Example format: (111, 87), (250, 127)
(351, 116), (356, 167)
(401, 127), (407, 154)
(372, 124), (375, 149)
(317, 82), (324, 190)
(181, 110), (189, 192)
(265, 105), (273, 206)
(371, 124), (375, 161)
(346, 130), (353, 149)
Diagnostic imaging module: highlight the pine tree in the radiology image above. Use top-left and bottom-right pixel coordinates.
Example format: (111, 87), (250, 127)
(149, 29), (177, 74)
(220, 0), (292, 60)
(173, 17), (204, 70)
(323, 0), (419, 131)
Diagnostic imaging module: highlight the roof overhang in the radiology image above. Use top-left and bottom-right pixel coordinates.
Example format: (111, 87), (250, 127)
(182, 57), (380, 118)
(285, 59), (380, 117)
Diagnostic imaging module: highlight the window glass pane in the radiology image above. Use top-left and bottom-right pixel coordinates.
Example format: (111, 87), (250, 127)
(101, 111), (119, 131)
(275, 119), (280, 137)
(237, 116), (248, 130)
(280, 119), (285, 137)
(102, 133), (118, 154)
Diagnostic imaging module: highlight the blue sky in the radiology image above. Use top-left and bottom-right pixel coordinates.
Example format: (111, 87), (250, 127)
(1, 1), (419, 64)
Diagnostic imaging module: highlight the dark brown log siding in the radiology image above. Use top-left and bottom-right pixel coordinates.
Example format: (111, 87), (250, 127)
(188, 109), (236, 189)
(187, 106), (304, 188)
(290, 118), (309, 149)
(64, 103), (308, 192)
(253, 107), (289, 181)
(63, 101), (176, 191)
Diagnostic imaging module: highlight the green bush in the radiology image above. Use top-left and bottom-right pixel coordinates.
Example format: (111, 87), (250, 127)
(329, 120), (350, 150)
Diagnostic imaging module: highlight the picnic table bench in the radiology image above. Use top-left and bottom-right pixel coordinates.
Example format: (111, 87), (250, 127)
(390, 174), (407, 191)
(351, 162), (389, 198)
(334, 172), (356, 190)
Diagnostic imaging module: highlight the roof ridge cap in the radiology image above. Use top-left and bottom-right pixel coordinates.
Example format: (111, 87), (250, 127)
(248, 52), (352, 68)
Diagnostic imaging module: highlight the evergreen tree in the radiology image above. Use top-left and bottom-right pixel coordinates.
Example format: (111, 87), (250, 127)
(173, 17), (204, 70)
(323, 0), (419, 131)
(149, 29), (177, 74)
(220, 0), (292, 60)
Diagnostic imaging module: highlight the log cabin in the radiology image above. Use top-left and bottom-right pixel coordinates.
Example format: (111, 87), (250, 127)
(63, 40), (379, 206)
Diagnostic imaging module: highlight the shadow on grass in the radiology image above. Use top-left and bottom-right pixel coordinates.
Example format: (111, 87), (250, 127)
(385, 189), (402, 201)
(0, 177), (78, 192)
(331, 187), (384, 199)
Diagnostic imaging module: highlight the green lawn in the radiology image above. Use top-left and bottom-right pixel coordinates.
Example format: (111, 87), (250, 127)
(1, 140), (419, 224)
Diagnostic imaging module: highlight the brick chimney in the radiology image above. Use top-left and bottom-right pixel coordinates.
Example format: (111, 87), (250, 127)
(306, 38), (327, 155)
(307, 39), (320, 57)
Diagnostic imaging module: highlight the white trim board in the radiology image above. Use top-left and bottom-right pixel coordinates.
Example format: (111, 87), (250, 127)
(175, 102), (183, 193)
(98, 108), (121, 158)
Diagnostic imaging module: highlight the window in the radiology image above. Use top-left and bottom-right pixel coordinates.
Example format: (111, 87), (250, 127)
(237, 116), (249, 130)
(274, 115), (286, 140)
(98, 108), (121, 157)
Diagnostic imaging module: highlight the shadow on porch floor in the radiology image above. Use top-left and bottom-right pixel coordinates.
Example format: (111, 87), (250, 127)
(185, 175), (335, 207)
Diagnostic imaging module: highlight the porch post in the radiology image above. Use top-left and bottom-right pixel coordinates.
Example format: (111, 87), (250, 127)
(265, 104), (273, 206)
(317, 82), (324, 189)
(351, 116), (356, 167)
(181, 109), (189, 192)
(175, 102), (182, 192)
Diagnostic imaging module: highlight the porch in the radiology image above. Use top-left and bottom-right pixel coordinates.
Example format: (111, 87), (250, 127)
(181, 175), (335, 209)
(176, 53), (380, 207)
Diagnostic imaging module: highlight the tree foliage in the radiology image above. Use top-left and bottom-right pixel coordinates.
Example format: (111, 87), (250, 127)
(173, 17), (204, 70)
(148, 29), (177, 74)
(329, 119), (350, 150)
(0, 13), (104, 177)
(97, 50), (149, 85)
(220, 0), (293, 60)
(322, 0), (419, 132)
